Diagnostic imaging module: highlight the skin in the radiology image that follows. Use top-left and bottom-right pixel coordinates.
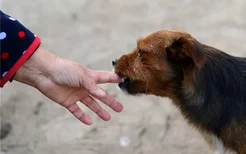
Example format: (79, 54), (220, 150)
(14, 45), (123, 125)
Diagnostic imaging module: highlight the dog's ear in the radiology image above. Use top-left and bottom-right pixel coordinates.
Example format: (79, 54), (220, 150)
(166, 37), (206, 69)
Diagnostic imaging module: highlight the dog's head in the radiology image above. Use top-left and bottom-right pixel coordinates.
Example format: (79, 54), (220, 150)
(113, 30), (207, 97)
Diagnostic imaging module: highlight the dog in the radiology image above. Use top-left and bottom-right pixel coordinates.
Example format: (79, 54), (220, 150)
(112, 30), (246, 154)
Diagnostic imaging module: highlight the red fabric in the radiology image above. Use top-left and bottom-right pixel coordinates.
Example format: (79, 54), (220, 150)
(0, 36), (41, 87)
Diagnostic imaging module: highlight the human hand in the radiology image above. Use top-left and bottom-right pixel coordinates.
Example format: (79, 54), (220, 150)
(14, 46), (123, 125)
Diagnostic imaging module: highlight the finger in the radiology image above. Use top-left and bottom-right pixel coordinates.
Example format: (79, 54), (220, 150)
(90, 70), (121, 84)
(81, 96), (111, 121)
(61, 88), (88, 107)
(82, 74), (123, 111)
(82, 78), (107, 98)
(91, 87), (123, 113)
(67, 103), (92, 125)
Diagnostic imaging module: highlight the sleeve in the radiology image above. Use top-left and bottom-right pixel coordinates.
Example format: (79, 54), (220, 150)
(0, 10), (41, 88)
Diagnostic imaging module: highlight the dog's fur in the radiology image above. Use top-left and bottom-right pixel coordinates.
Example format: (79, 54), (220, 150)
(113, 30), (246, 154)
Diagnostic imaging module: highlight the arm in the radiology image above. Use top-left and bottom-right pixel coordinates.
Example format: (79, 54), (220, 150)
(1, 10), (123, 125)
(0, 10), (41, 87)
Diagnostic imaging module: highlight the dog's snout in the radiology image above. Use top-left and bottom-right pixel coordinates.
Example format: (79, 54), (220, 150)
(112, 59), (118, 66)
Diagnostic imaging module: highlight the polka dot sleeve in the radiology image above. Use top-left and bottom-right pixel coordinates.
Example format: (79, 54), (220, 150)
(0, 10), (41, 87)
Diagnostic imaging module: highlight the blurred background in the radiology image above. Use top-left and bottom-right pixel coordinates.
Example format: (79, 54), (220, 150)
(0, 0), (245, 154)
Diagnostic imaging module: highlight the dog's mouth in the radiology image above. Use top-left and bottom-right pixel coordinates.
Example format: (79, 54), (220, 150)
(119, 77), (131, 86)
(115, 71), (148, 95)
(116, 72), (134, 93)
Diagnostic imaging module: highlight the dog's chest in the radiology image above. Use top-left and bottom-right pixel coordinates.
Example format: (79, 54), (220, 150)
(202, 133), (236, 154)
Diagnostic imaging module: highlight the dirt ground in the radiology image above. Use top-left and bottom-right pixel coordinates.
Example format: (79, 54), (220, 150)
(1, 0), (246, 154)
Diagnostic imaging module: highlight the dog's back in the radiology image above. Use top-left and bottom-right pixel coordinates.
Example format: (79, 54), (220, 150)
(178, 45), (246, 152)
(113, 30), (246, 154)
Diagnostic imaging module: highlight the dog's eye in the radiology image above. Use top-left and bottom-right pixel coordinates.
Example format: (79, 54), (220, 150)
(137, 49), (144, 57)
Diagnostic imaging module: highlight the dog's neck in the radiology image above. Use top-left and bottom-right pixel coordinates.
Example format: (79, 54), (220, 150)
(175, 47), (246, 135)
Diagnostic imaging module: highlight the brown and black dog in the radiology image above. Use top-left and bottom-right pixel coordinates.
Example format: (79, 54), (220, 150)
(112, 30), (246, 154)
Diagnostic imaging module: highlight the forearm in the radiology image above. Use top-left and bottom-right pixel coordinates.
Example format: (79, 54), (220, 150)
(0, 11), (57, 88)
(13, 45), (57, 88)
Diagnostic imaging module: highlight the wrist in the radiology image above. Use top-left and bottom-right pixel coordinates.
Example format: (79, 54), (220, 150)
(13, 45), (57, 88)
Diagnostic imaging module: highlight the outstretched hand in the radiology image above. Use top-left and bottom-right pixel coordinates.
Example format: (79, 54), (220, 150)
(14, 46), (123, 125)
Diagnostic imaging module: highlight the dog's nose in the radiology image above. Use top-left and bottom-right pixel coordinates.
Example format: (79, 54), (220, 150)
(112, 59), (118, 66)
